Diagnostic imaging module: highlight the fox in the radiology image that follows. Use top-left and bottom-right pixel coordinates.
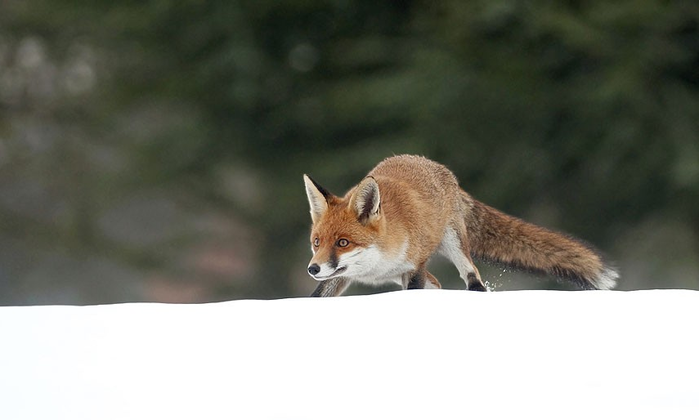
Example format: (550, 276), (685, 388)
(303, 154), (618, 297)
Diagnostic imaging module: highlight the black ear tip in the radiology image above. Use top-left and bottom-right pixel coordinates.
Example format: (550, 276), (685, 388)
(304, 174), (319, 185)
(304, 174), (332, 199)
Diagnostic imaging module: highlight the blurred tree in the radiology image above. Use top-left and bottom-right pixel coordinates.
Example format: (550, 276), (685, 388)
(1, 0), (698, 303)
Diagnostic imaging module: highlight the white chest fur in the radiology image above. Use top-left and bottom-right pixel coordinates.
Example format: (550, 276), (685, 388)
(340, 241), (414, 286)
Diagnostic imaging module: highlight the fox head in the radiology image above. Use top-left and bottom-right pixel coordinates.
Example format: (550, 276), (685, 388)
(303, 174), (383, 281)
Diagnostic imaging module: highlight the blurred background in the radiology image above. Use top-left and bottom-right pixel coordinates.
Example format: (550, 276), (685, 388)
(1, 0), (698, 305)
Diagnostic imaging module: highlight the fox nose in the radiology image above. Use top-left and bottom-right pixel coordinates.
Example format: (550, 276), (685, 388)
(308, 264), (321, 276)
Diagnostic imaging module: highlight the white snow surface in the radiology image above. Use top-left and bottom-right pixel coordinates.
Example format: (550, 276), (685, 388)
(1, 289), (698, 420)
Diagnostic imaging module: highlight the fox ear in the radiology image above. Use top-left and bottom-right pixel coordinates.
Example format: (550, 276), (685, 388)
(350, 176), (380, 224)
(303, 174), (331, 223)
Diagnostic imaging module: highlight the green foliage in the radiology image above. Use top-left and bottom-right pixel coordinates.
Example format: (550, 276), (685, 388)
(1, 0), (698, 302)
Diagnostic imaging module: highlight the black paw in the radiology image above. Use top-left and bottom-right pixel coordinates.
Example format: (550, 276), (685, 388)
(467, 272), (487, 291)
(468, 282), (487, 292)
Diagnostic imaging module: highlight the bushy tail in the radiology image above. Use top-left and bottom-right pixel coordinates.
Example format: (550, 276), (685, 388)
(465, 196), (618, 290)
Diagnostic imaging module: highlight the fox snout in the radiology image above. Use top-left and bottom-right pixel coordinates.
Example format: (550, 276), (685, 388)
(308, 264), (321, 276)
(306, 259), (348, 281)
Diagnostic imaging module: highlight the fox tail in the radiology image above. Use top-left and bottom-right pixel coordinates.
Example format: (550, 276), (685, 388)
(465, 195), (618, 290)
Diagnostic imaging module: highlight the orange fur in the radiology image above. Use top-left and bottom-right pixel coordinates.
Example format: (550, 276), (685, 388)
(304, 155), (618, 297)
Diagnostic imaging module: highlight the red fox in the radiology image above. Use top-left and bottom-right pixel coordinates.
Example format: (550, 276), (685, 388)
(303, 155), (618, 297)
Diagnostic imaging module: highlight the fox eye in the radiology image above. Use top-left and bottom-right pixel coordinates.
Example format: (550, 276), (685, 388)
(313, 238), (320, 247)
(337, 238), (349, 247)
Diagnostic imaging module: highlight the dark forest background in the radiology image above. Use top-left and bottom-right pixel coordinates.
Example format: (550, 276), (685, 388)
(1, 0), (698, 304)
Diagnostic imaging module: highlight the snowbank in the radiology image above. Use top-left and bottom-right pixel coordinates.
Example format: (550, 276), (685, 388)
(1, 290), (698, 419)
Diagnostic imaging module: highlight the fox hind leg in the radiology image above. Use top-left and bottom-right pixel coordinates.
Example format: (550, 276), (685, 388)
(466, 272), (487, 291)
(440, 226), (488, 291)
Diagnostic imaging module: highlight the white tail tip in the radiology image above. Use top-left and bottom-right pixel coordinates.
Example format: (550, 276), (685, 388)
(593, 267), (619, 290)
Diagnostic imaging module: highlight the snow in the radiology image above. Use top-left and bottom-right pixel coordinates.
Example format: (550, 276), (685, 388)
(1, 289), (698, 420)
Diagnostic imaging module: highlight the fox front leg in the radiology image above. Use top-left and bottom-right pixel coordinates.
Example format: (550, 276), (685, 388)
(402, 267), (441, 290)
(310, 277), (352, 297)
